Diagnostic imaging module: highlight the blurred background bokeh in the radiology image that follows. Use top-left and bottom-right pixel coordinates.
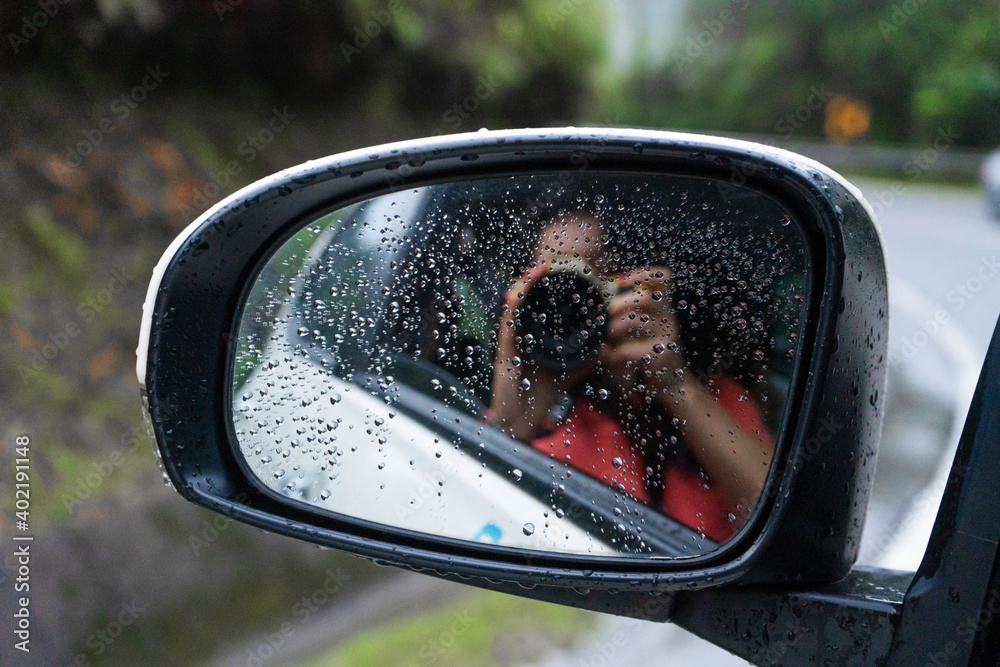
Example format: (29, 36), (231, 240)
(1, 1), (998, 665)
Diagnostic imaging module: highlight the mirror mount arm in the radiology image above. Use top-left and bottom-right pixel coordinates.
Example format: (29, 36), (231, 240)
(670, 565), (910, 664)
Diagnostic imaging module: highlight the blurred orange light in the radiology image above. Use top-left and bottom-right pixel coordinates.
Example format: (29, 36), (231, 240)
(824, 95), (872, 143)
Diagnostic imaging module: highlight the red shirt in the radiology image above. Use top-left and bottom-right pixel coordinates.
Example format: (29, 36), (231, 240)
(531, 377), (771, 543)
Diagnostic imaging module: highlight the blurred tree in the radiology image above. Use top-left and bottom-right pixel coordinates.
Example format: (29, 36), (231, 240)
(1, 0), (606, 129)
(602, 0), (1000, 148)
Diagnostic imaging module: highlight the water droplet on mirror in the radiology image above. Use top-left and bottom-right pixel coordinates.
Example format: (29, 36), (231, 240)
(611, 457), (623, 469)
(520, 379), (531, 391)
(320, 489), (331, 501)
(523, 523), (535, 536)
(512, 468), (523, 481)
(597, 388), (610, 400)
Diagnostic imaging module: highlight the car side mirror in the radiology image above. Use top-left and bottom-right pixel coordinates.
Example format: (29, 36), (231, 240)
(139, 128), (896, 659)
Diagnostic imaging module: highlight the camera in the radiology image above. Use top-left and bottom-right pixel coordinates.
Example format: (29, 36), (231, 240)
(516, 257), (615, 370)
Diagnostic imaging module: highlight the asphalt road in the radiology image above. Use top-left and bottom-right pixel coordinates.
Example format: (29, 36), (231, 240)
(537, 177), (1000, 666)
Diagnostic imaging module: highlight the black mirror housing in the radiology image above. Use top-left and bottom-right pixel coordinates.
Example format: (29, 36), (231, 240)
(138, 128), (887, 608)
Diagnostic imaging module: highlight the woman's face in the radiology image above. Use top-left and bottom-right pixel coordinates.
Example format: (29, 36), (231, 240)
(532, 213), (608, 271)
(529, 215), (677, 350)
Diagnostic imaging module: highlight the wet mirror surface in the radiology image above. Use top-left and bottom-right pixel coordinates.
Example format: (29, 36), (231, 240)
(232, 173), (810, 558)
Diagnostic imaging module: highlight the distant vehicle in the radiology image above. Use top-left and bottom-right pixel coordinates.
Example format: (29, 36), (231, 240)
(982, 148), (1000, 220)
(139, 128), (1000, 665)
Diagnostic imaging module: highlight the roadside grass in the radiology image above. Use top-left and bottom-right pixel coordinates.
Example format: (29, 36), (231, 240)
(76, 548), (383, 666)
(300, 589), (599, 667)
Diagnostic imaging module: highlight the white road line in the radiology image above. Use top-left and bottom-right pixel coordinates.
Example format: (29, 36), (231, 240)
(875, 277), (980, 570)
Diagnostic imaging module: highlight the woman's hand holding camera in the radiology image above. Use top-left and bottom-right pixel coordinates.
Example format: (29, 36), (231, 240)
(600, 266), (686, 400)
(488, 264), (597, 441)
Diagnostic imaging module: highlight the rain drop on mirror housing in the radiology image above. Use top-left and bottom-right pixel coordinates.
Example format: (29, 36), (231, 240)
(138, 128), (890, 638)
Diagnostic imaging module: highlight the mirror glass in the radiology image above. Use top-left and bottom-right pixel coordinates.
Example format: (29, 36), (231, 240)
(232, 172), (810, 558)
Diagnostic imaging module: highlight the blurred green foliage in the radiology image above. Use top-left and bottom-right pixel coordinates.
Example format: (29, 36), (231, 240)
(0, 3), (609, 662)
(24, 204), (86, 278)
(602, 0), (1000, 148)
(1, 0), (607, 130)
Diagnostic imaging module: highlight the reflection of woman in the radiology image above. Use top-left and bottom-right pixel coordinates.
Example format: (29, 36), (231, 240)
(486, 212), (773, 542)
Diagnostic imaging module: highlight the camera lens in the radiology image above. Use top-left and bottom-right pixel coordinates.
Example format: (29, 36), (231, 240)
(517, 258), (608, 370)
